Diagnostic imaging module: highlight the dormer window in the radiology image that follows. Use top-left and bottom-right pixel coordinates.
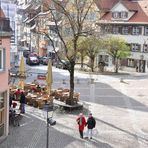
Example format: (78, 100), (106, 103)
(112, 11), (128, 19)
(112, 12), (119, 19)
(121, 12), (128, 19)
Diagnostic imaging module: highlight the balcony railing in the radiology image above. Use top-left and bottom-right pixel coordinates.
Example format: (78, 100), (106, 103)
(0, 17), (12, 34)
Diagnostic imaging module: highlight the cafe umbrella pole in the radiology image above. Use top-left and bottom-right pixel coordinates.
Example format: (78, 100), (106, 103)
(46, 109), (49, 148)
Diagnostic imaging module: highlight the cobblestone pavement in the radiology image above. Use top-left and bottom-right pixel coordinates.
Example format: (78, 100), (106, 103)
(1, 72), (148, 148)
(1, 105), (111, 148)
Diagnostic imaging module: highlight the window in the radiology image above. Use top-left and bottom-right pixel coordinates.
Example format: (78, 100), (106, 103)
(64, 28), (71, 36)
(0, 48), (5, 71)
(0, 50), (3, 70)
(0, 111), (4, 125)
(128, 59), (135, 67)
(132, 26), (142, 35)
(143, 44), (148, 52)
(122, 26), (129, 35)
(144, 27), (148, 35)
(0, 93), (4, 109)
(112, 11), (128, 19)
(131, 44), (141, 52)
(0, 124), (4, 137)
(121, 12), (128, 19)
(89, 13), (96, 21)
(104, 26), (111, 33)
(112, 26), (119, 34)
(0, 92), (4, 137)
(112, 12), (119, 18)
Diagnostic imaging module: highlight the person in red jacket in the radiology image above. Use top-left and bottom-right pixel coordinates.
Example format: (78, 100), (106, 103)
(76, 113), (86, 139)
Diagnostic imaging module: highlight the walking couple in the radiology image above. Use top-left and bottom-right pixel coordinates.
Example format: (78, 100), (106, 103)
(76, 113), (96, 139)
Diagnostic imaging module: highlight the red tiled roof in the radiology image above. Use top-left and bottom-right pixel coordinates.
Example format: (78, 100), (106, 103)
(0, 7), (6, 18)
(94, 0), (119, 10)
(121, 0), (138, 11)
(129, 0), (148, 22)
(100, 0), (148, 23)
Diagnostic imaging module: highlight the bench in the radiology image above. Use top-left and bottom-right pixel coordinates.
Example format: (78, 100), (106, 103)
(53, 100), (83, 111)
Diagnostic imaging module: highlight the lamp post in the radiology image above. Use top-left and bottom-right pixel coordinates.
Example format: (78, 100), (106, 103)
(43, 103), (58, 148)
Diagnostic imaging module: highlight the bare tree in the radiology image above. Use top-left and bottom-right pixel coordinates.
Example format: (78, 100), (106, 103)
(40, 0), (98, 105)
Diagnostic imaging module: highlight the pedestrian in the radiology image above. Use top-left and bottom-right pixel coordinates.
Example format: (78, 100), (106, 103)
(9, 92), (14, 108)
(20, 91), (26, 113)
(76, 113), (86, 139)
(86, 113), (96, 139)
(14, 88), (21, 101)
(136, 66), (138, 72)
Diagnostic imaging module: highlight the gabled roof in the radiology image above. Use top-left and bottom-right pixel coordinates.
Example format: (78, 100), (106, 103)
(99, 0), (148, 23)
(94, 0), (119, 11)
(129, 0), (148, 22)
(120, 0), (138, 11)
(0, 7), (6, 18)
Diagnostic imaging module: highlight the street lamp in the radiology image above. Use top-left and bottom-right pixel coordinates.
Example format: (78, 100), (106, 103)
(43, 103), (58, 148)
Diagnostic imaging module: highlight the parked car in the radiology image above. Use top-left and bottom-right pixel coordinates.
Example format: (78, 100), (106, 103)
(29, 52), (38, 57)
(26, 56), (40, 65)
(55, 60), (70, 69)
(23, 50), (30, 58)
(39, 57), (50, 65)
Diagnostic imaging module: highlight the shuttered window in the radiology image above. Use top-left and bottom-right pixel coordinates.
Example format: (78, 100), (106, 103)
(143, 44), (148, 52)
(112, 26), (119, 34)
(131, 44), (141, 52)
(144, 27), (148, 35)
(132, 27), (142, 35)
(127, 59), (135, 67)
(122, 26), (129, 35)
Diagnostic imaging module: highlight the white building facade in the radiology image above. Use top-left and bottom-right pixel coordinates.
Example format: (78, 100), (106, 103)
(97, 0), (148, 72)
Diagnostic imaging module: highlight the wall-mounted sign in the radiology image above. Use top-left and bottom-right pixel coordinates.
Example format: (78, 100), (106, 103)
(37, 74), (46, 80)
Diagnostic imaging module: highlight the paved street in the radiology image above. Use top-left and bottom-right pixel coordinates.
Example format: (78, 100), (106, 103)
(4, 65), (148, 148)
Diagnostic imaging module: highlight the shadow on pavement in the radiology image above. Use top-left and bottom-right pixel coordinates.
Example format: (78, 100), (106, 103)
(96, 118), (148, 143)
(87, 138), (113, 148)
(1, 113), (113, 148)
(83, 82), (148, 113)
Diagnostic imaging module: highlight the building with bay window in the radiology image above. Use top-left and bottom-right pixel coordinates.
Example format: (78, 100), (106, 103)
(0, 7), (11, 140)
(96, 0), (148, 72)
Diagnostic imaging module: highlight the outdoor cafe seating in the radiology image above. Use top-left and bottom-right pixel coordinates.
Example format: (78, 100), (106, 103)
(9, 82), (80, 110)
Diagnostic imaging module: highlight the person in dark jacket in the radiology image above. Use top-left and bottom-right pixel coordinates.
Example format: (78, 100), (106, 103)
(86, 113), (96, 139)
(9, 93), (13, 108)
(20, 91), (26, 113)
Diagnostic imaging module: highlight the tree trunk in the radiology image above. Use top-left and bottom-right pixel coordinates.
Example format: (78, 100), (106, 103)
(90, 57), (95, 72)
(66, 37), (77, 105)
(66, 62), (75, 105)
(115, 58), (119, 73)
(80, 55), (84, 69)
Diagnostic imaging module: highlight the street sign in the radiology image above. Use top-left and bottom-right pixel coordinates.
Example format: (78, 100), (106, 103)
(37, 74), (46, 80)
